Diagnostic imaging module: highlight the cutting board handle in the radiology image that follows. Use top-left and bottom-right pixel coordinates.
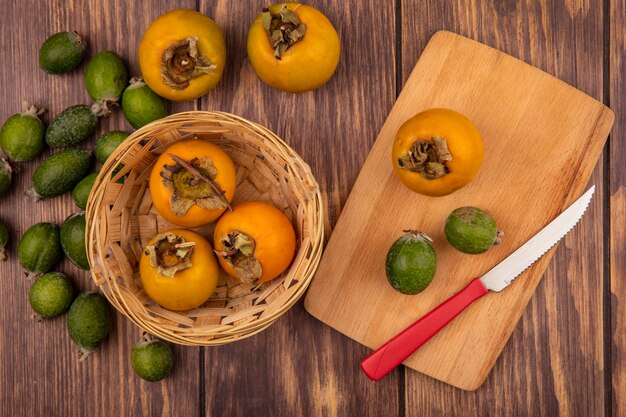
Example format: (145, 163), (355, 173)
(360, 278), (488, 381)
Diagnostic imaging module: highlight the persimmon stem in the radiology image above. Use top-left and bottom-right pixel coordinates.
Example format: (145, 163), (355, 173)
(167, 153), (233, 211)
(174, 241), (195, 249)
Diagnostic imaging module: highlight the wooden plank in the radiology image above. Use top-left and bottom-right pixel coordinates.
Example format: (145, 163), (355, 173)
(400, 0), (607, 414)
(610, 0), (625, 415)
(0, 1), (199, 415)
(199, 1), (399, 416)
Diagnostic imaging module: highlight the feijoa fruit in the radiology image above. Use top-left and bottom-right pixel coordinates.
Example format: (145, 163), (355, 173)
(18, 222), (63, 276)
(30, 149), (92, 199)
(0, 101), (46, 161)
(71, 172), (97, 210)
(84, 51), (128, 116)
(131, 334), (174, 382)
(445, 207), (500, 254)
(385, 231), (437, 295)
(121, 78), (166, 129)
(67, 292), (111, 359)
(45, 104), (98, 148)
(95, 131), (129, 164)
(39, 31), (86, 74)
(29, 272), (74, 319)
(60, 212), (89, 270)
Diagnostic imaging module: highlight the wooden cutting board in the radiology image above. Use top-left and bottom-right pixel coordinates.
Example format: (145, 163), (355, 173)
(304, 31), (614, 391)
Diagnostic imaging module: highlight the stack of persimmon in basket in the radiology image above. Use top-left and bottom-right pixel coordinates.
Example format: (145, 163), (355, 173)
(140, 139), (296, 311)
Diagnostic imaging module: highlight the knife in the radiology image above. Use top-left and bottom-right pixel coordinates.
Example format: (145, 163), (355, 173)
(361, 186), (595, 381)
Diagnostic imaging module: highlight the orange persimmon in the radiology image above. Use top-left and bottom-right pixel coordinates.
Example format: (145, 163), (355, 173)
(139, 9), (226, 101)
(246, 3), (340, 93)
(391, 108), (484, 197)
(213, 201), (296, 284)
(139, 229), (219, 311)
(149, 139), (236, 228)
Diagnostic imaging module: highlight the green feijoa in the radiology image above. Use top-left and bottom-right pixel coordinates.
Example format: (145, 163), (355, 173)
(445, 207), (501, 254)
(121, 78), (166, 129)
(0, 219), (8, 261)
(131, 335), (174, 382)
(67, 292), (111, 359)
(84, 51), (128, 116)
(30, 149), (92, 199)
(95, 131), (129, 164)
(0, 101), (46, 161)
(29, 272), (74, 319)
(72, 172), (97, 210)
(39, 31), (86, 74)
(0, 158), (12, 196)
(385, 231), (437, 295)
(45, 104), (98, 148)
(18, 222), (63, 276)
(60, 212), (89, 270)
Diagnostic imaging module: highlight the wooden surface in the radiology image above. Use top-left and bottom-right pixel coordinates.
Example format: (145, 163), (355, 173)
(610, 0), (626, 416)
(0, 0), (621, 415)
(304, 31), (613, 390)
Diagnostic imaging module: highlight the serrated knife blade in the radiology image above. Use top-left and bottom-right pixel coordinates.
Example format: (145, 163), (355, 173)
(480, 185), (595, 292)
(361, 186), (595, 381)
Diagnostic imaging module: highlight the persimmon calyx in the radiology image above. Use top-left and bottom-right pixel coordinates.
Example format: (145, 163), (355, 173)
(161, 36), (216, 89)
(262, 5), (306, 59)
(397, 136), (452, 179)
(160, 154), (229, 216)
(145, 232), (196, 277)
(215, 231), (262, 284)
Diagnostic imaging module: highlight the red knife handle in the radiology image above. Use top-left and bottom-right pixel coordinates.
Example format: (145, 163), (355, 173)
(361, 278), (488, 381)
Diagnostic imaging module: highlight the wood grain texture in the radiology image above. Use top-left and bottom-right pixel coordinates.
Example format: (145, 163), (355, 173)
(0, 1), (199, 416)
(0, 0), (621, 415)
(304, 30), (612, 391)
(610, 0), (625, 415)
(198, 1), (399, 416)
(400, 0), (609, 415)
